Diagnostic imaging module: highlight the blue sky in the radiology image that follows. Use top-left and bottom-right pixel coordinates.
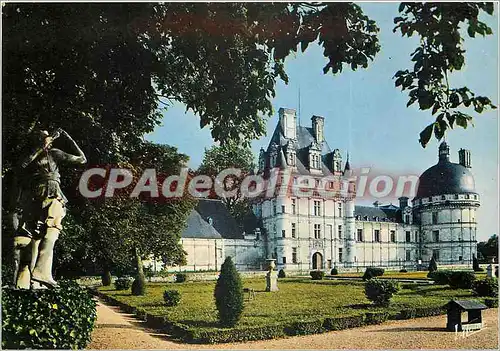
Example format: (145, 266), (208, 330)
(147, 3), (498, 241)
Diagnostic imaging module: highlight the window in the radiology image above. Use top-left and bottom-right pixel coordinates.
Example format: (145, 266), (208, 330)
(291, 198), (296, 214)
(282, 230), (286, 238)
(465, 194), (470, 199)
(292, 248), (298, 263)
(338, 225), (343, 239)
(390, 230), (396, 243)
(282, 257), (287, 264)
(432, 212), (438, 224)
(459, 255), (463, 261)
(441, 195), (446, 200)
(374, 229), (380, 242)
(405, 215), (410, 224)
(338, 203), (342, 217)
(327, 259), (332, 269)
(314, 224), (321, 239)
(313, 200), (321, 216)
(458, 219), (461, 223)
(273, 200), (277, 216)
(327, 224), (333, 239)
(454, 194), (459, 199)
(406, 231), (411, 242)
(433, 230), (439, 242)
(357, 229), (364, 242)
(281, 205), (285, 214)
(433, 249), (440, 261)
(338, 248), (343, 262)
(406, 250), (411, 261)
(291, 223), (296, 238)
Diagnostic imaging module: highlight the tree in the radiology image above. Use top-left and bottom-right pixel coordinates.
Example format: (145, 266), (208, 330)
(393, 3), (496, 147)
(477, 234), (498, 262)
(472, 254), (483, 272)
(198, 142), (255, 222)
(214, 256), (244, 327)
(428, 255), (438, 272)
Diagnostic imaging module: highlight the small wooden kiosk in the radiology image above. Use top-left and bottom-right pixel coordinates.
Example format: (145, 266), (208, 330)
(445, 300), (488, 332)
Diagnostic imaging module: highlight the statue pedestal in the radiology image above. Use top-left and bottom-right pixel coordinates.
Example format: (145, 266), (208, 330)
(266, 270), (278, 292)
(487, 264), (493, 278)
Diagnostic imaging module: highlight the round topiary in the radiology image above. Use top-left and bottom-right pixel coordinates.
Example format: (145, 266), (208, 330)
(365, 278), (400, 307)
(214, 257), (244, 327)
(131, 275), (146, 296)
(472, 278), (498, 297)
(175, 272), (187, 283)
(310, 270), (325, 280)
(163, 289), (181, 306)
(428, 256), (438, 272)
(278, 269), (286, 278)
(399, 268), (408, 273)
(114, 277), (132, 290)
(101, 270), (112, 286)
(331, 268), (339, 275)
(362, 267), (384, 280)
(1, 280), (97, 349)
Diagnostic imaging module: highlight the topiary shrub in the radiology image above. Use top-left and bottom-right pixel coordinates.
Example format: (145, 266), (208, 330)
(331, 268), (339, 275)
(1, 280), (97, 349)
(428, 270), (453, 285)
(163, 289), (181, 307)
(131, 275), (146, 296)
(101, 270), (112, 286)
(364, 278), (400, 307)
(449, 271), (476, 289)
(175, 272), (187, 283)
(362, 267), (385, 280)
(399, 268), (408, 273)
(310, 270), (325, 280)
(472, 278), (498, 297)
(278, 269), (286, 278)
(473, 255), (484, 272)
(114, 277), (132, 290)
(214, 257), (244, 327)
(428, 256), (438, 272)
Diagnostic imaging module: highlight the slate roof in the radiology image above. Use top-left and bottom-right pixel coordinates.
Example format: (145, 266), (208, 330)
(194, 199), (245, 239)
(182, 210), (222, 239)
(263, 123), (339, 176)
(446, 300), (487, 310)
(354, 205), (400, 222)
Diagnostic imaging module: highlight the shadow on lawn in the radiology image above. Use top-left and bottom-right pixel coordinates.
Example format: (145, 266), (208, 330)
(368, 326), (447, 333)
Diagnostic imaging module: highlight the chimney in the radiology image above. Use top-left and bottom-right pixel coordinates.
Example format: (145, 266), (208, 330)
(438, 141), (450, 162)
(399, 196), (409, 209)
(311, 115), (324, 143)
(279, 108), (297, 140)
(458, 149), (471, 168)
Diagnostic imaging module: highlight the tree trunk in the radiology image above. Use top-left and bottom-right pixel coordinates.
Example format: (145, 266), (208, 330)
(134, 246), (144, 279)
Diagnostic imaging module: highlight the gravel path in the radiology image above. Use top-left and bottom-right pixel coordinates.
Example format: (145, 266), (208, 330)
(88, 301), (498, 349)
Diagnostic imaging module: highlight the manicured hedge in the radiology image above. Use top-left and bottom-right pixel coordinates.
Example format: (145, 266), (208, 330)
(449, 271), (476, 289)
(163, 290), (181, 307)
(472, 278), (498, 297)
(427, 270), (453, 285)
(2, 280), (97, 349)
(175, 273), (187, 283)
(285, 319), (325, 336)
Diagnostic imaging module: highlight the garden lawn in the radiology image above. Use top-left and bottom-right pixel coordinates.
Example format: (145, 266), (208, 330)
(98, 277), (479, 331)
(336, 270), (488, 279)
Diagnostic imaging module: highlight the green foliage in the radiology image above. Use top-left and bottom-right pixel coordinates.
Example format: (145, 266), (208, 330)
(362, 267), (385, 280)
(484, 298), (498, 308)
(473, 255), (484, 271)
(330, 268), (339, 275)
(101, 271), (112, 286)
(114, 277), (132, 291)
(472, 278), (498, 297)
(310, 270), (325, 280)
(365, 312), (390, 325)
(278, 269), (286, 278)
(428, 270), (453, 285)
(477, 234), (498, 262)
(2, 280), (97, 349)
(393, 3), (496, 147)
(285, 319), (325, 336)
(163, 290), (181, 307)
(365, 278), (400, 307)
(214, 257), (244, 327)
(399, 268), (408, 273)
(131, 275), (147, 296)
(175, 273), (187, 283)
(449, 271), (476, 289)
(428, 256), (438, 272)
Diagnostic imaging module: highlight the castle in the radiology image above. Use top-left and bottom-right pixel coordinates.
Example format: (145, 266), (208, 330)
(159, 107), (479, 272)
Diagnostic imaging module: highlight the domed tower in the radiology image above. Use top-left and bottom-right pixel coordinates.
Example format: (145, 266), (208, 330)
(412, 142), (479, 266)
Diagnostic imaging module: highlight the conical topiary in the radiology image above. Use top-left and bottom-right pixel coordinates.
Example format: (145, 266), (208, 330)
(428, 256), (438, 272)
(101, 270), (112, 286)
(214, 256), (244, 327)
(131, 274), (146, 296)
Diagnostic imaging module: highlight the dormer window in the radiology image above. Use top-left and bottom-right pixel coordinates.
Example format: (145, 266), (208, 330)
(207, 217), (213, 225)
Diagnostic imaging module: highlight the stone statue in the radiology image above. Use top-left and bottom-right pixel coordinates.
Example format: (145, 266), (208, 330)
(12, 128), (86, 289)
(265, 258), (278, 292)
